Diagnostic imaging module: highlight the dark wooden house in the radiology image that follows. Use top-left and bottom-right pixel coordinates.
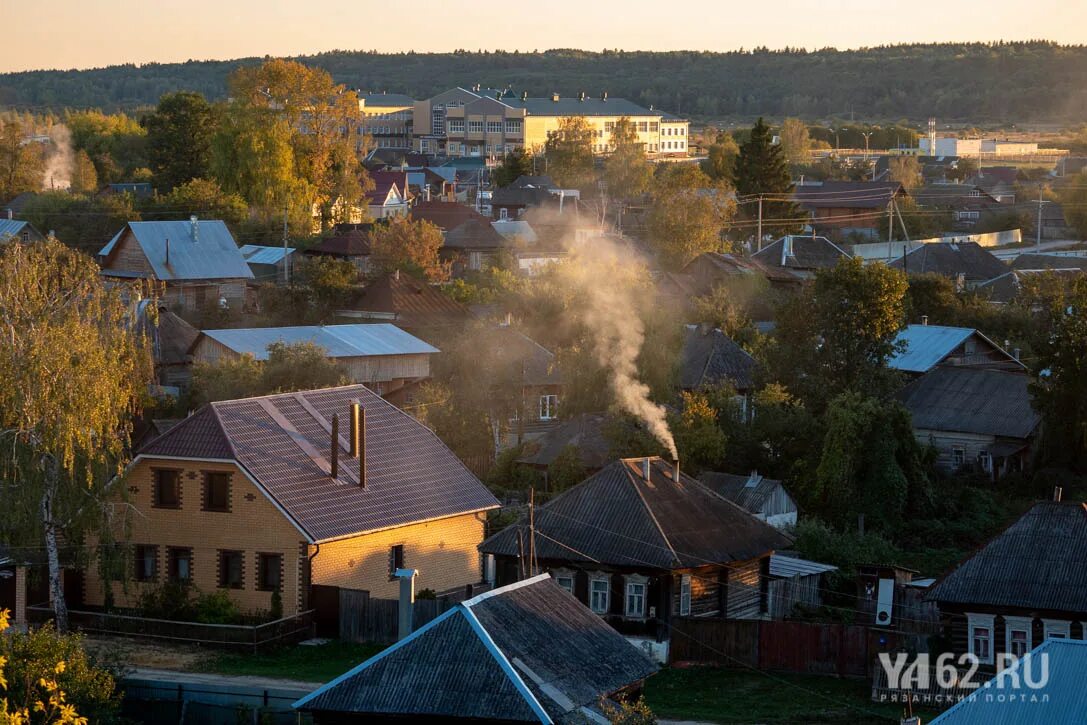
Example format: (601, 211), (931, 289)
(479, 457), (792, 639)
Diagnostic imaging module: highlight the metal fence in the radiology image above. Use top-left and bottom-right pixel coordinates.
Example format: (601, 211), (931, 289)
(26, 606), (315, 653)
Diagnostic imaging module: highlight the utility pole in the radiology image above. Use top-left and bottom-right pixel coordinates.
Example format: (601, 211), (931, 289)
(282, 204), (290, 285)
(888, 200), (895, 243)
(1036, 188), (1045, 251)
(528, 487), (536, 577)
(756, 195), (764, 251)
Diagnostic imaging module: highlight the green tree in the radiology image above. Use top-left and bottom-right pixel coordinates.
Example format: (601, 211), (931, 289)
(603, 117), (653, 201)
(546, 445), (587, 493)
(191, 354), (263, 406)
(492, 149), (534, 188)
(888, 156), (922, 190)
(646, 164), (734, 270)
(733, 117), (801, 239)
(778, 118), (812, 166)
(701, 134), (739, 182)
(1032, 277), (1087, 470)
(192, 341), (348, 405)
(367, 216), (450, 282)
(66, 110), (147, 183)
(297, 256), (359, 321)
(1059, 173), (1087, 239)
(141, 178), (248, 227)
(543, 116), (594, 190)
(143, 91), (216, 192)
(21, 191), (140, 252)
(671, 391), (727, 473)
(0, 120), (45, 199)
(0, 240), (154, 631)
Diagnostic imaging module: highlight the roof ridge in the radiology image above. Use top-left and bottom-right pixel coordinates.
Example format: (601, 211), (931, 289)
(460, 606), (552, 724)
(622, 460), (681, 568)
(463, 573), (551, 608)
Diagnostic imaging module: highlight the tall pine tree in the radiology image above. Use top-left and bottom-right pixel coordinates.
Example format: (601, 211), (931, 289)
(733, 118), (802, 241)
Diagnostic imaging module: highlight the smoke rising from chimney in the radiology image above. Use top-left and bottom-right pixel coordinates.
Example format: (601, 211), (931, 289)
(43, 124), (73, 190)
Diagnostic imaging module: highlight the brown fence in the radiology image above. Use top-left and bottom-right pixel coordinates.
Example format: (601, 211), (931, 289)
(670, 618), (874, 678)
(311, 585), (456, 644)
(26, 606), (315, 653)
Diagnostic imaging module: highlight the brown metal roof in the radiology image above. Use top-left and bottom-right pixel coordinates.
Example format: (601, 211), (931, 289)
(139, 384), (499, 542)
(351, 271), (471, 330)
(481, 457), (792, 569)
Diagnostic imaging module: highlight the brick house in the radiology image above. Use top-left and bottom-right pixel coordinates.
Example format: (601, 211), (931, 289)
(86, 385), (499, 617)
(98, 219), (254, 313)
(479, 457), (792, 639)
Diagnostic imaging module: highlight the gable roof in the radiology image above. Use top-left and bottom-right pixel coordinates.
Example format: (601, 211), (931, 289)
(492, 186), (556, 208)
(351, 271), (471, 330)
(752, 236), (851, 271)
(308, 227), (373, 257)
(699, 472), (792, 516)
(914, 183), (1000, 207)
(198, 324), (439, 360)
(679, 325), (758, 391)
(138, 384), (498, 542)
(2, 192), (37, 214)
(793, 181), (905, 210)
(154, 308), (200, 367)
(0, 219), (39, 241)
(681, 252), (800, 288)
(443, 218), (509, 250)
(99, 220), (253, 281)
(889, 324), (1023, 374)
(887, 242), (1009, 282)
(897, 366), (1039, 439)
(293, 574), (658, 723)
(1010, 253), (1087, 272)
(518, 413), (612, 471)
(926, 501), (1087, 613)
(930, 638), (1087, 724)
(239, 244), (295, 265)
(481, 457), (792, 569)
(411, 200), (489, 229)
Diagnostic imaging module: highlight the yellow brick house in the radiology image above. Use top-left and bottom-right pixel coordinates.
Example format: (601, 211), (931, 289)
(85, 385), (499, 617)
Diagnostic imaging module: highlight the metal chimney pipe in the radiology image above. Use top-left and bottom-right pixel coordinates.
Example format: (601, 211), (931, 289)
(642, 458), (651, 480)
(1054, 486), (1063, 502)
(349, 401), (361, 458)
(673, 459), (680, 481)
(921, 315), (928, 326)
(395, 568), (417, 640)
(359, 407), (367, 488)
(330, 413), (340, 479)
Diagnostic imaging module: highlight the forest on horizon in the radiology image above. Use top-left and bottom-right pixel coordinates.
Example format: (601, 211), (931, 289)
(2, 42), (1087, 125)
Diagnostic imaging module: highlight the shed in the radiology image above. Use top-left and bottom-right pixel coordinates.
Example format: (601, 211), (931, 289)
(699, 471), (798, 529)
(240, 244), (295, 283)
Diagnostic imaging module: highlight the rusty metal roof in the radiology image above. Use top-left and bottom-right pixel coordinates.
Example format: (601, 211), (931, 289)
(138, 384), (499, 542)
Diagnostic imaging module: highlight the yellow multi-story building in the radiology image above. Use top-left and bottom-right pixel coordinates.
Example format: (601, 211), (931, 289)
(358, 91), (415, 151)
(412, 85), (689, 160)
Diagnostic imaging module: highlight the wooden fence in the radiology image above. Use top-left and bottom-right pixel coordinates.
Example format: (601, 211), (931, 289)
(670, 618), (874, 678)
(311, 586), (455, 644)
(26, 606), (315, 654)
(766, 574), (823, 619)
(856, 585), (941, 634)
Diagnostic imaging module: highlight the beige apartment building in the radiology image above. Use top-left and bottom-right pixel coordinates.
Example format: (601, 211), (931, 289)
(358, 91), (415, 150)
(412, 85), (689, 159)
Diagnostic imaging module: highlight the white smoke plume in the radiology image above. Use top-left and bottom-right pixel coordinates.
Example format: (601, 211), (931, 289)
(546, 216), (677, 459)
(43, 124), (73, 190)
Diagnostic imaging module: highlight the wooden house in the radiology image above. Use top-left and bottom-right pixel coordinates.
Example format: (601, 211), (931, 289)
(480, 457), (792, 639)
(926, 501), (1087, 669)
(85, 385), (500, 617)
(98, 219), (254, 313)
(699, 471), (798, 529)
(889, 323), (1025, 376)
(293, 574), (658, 724)
(793, 181), (907, 241)
(751, 235), (852, 279)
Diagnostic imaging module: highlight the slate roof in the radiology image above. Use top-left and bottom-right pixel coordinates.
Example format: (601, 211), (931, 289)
(198, 324), (439, 361)
(913, 183), (998, 207)
(138, 384), (499, 542)
(887, 242), (1009, 282)
(752, 236), (851, 271)
(508, 175), (556, 190)
(679, 325), (758, 391)
(308, 227), (373, 257)
(443, 218), (508, 250)
(410, 199), (489, 229)
(889, 324), (1023, 374)
(699, 472), (792, 517)
(793, 181), (905, 210)
(926, 501), (1087, 614)
(930, 639), (1087, 725)
(2, 192), (37, 214)
(681, 252), (800, 289)
(897, 366), (1039, 439)
(492, 327), (560, 387)
(99, 220), (254, 281)
(518, 413), (612, 471)
(351, 271), (471, 330)
(1010, 254), (1087, 272)
(294, 574), (658, 723)
(481, 457), (793, 569)
(155, 308), (200, 367)
(492, 186), (555, 208)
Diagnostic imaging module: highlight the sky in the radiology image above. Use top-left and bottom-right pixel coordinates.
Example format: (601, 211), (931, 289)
(4, 0), (1087, 73)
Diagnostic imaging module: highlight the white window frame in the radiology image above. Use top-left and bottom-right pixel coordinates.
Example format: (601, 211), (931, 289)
(499, 207), (509, 220)
(467, 120), (484, 134)
(679, 574), (692, 616)
(539, 394), (559, 421)
(486, 120), (503, 134)
(1004, 615), (1033, 661)
(447, 120), (465, 133)
(624, 574), (648, 619)
(952, 446), (966, 467)
(504, 120), (522, 135)
(966, 613), (995, 665)
(589, 574), (610, 615)
(1043, 619), (1070, 640)
(552, 568), (575, 594)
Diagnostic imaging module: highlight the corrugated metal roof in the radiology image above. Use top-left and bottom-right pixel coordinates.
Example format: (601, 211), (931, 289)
(680, 325), (758, 391)
(769, 554), (837, 578)
(897, 366), (1039, 439)
(239, 244), (295, 265)
(752, 236), (851, 271)
(294, 575), (658, 721)
(200, 324), (439, 360)
(931, 639), (1087, 724)
(99, 220), (253, 281)
(0, 219), (31, 240)
(926, 502), (1087, 613)
(888, 241), (1009, 282)
(700, 472), (794, 517)
(492, 220), (538, 243)
(482, 457), (792, 569)
(889, 325), (977, 373)
(139, 385), (498, 542)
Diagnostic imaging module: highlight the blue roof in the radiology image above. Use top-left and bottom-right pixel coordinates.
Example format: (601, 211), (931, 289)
(0, 219), (30, 240)
(931, 639), (1087, 724)
(100, 220), (253, 281)
(239, 244), (295, 265)
(889, 325), (977, 373)
(200, 324), (439, 360)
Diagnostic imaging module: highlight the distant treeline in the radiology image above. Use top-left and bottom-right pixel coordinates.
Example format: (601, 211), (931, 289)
(3, 42), (1087, 124)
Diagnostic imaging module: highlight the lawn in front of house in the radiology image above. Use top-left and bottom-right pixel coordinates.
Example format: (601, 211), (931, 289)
(644, 666), (936, 724)
(191, 640), (386, 683)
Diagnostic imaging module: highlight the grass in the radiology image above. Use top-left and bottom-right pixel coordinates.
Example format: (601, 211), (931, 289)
(644, 667), (937, 724)
(191, 640), (386, 683)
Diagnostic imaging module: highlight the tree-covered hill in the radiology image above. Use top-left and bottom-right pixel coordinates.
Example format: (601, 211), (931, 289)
(3, 42), (1087, 123)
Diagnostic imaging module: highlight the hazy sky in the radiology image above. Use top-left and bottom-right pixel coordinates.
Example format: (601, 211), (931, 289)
(4, 0), (1087, 73)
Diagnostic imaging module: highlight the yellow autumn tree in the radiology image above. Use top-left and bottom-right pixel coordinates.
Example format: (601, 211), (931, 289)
(0, 609), (91, 724)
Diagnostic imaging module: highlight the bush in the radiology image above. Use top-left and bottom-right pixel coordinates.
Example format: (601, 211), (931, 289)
(193, 589), (243, 625)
